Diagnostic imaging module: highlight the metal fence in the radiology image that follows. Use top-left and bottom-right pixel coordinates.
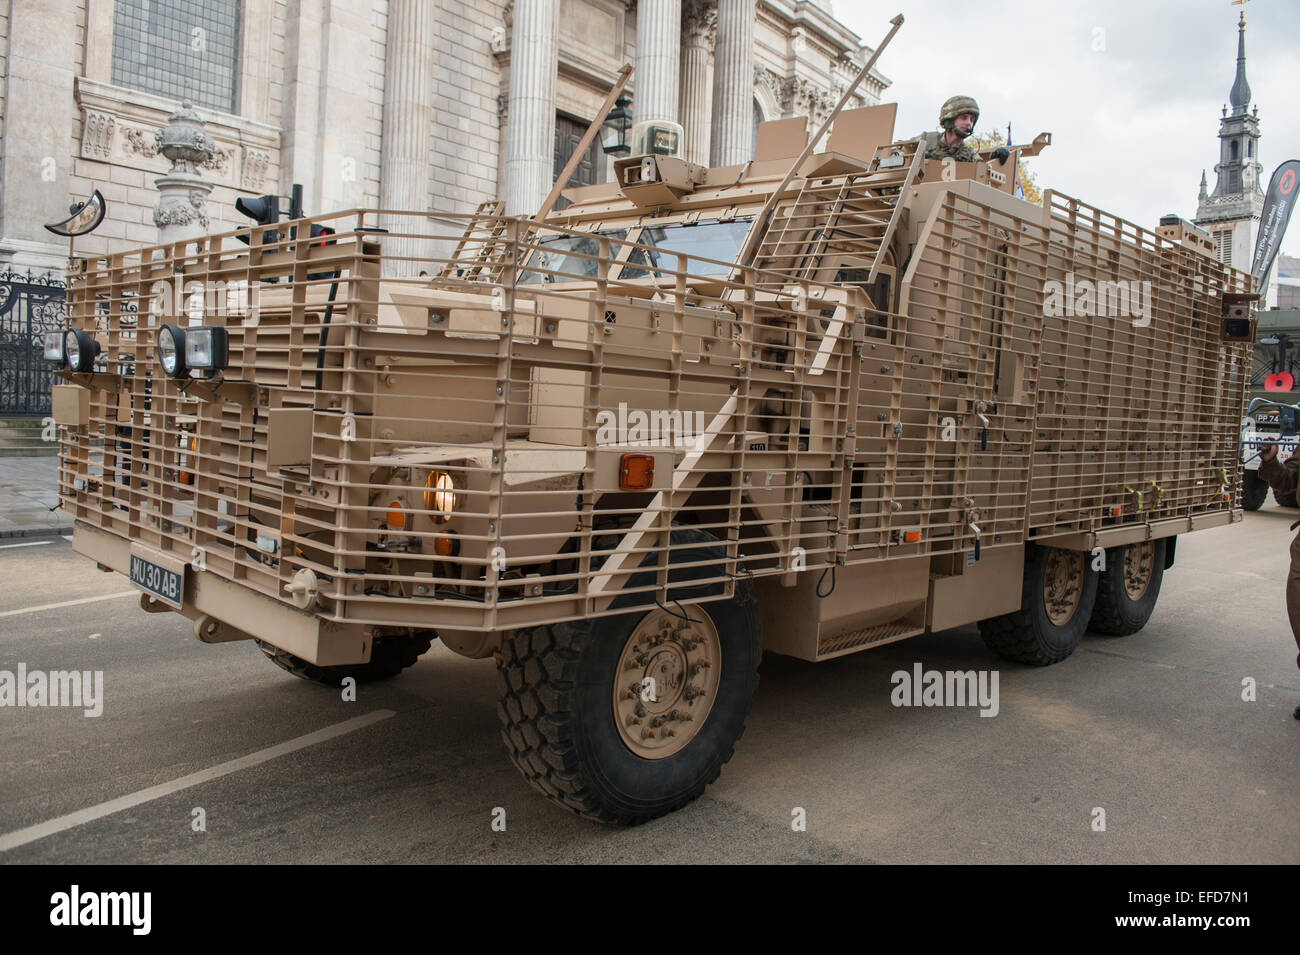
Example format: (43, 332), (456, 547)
(0, 270), (67, 416)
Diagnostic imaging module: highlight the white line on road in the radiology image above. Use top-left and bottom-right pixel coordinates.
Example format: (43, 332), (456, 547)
(0, 591), (136, 618)
(0, 540), (52, 550)
(0, 710), (396, 852)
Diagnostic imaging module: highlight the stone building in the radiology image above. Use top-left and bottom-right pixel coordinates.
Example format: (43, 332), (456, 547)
(0, 0), (886, 274)
(1193, 12), (1264, 282)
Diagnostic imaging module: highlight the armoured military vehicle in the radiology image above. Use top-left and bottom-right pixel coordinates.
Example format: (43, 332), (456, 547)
(46, 54), (1256, 823)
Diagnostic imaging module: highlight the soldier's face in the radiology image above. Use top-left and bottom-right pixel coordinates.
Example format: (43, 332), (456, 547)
(954, 113), (976, 136)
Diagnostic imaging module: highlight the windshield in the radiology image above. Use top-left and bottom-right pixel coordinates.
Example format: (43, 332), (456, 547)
(622, 219), (754, 279)
(520, 230), (629, 283)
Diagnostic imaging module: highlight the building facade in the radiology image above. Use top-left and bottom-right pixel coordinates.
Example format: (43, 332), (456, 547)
(0, 0), (886, 274)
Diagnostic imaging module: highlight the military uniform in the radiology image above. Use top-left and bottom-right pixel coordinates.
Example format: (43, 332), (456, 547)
(927, 94), (982, 163)
(1258, 453), (1300, 657)
(925, 135), (979, 163)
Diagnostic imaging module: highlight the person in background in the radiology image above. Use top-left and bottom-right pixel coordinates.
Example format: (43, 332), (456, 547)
(1256, 441), (1300, 719)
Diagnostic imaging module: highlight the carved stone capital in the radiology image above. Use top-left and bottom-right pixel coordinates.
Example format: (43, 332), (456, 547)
(682, 0), (717, 49)
(781, 75), (837, 126)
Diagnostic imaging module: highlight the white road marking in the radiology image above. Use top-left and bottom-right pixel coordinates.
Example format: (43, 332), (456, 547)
(0, 540), (53, 550)
(62, 535), (73, 542)
(0, 591), (136, 618)
(0, 710), (396, 852)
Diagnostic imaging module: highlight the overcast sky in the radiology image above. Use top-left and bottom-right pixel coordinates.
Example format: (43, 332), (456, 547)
(834, 0), (1300, 255)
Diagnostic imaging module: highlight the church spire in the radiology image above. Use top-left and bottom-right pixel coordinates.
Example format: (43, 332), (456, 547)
(1199, 170), (1208, 200)
(1229, 12), (1251, 114)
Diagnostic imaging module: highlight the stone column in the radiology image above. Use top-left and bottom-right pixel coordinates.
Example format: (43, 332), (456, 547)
(635, 0), (682, 128)
(0, 0), (78, 272)
(710, 0), (756, 168)
(379, 0), (435, 273)
(679, 0), (717, 167)
(504, 0), (559, 216)
(153, 102), (215, 246)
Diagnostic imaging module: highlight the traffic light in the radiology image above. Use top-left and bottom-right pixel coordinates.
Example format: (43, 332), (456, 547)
(234, 185), (334, 275)
(234, 193), (280, 246)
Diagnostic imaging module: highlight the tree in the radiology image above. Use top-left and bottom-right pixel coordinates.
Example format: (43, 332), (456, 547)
(968, 125), (1042, 206)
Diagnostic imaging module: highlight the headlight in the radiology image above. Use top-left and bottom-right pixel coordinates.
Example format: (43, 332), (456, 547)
(63, 328), (100, 373)
(184, 326), (228, 374)
(158, 324), (187, 378)
(43, 331), (65, 363)
(424, 471), (455, 522)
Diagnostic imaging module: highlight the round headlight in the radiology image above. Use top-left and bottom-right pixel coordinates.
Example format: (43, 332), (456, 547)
(63, 328), (99, 373)
(158, 324), (187, 378)
(424, 471), (455, 522)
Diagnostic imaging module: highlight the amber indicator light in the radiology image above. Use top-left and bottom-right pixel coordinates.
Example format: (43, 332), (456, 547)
(619, 453), (655, 491)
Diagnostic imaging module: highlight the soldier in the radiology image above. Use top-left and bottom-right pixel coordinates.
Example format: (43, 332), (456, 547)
(1256, 441), (1300, 720)
(925, 94), (1009, 164)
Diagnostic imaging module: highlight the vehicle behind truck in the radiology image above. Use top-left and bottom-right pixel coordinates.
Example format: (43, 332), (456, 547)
(46, 101), (1256, 824)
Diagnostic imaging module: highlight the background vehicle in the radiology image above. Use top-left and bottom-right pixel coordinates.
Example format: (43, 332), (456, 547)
(1241, 320), (1300, 508)
(47, 99), (1255, 824)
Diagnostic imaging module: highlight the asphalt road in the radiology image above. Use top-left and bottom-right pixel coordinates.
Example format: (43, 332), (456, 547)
(1, 508), (1297, 865)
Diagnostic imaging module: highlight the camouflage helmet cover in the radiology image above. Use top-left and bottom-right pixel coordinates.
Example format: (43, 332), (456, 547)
(939, 95), (980, 131)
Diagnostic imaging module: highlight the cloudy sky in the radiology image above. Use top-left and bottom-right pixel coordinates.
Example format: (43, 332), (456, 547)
(834, 0), (1300, 255)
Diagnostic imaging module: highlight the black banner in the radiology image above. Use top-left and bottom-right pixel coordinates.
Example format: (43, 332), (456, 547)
(1251, 159), (1300, 279)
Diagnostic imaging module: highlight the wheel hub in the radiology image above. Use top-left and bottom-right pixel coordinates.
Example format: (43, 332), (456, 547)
(1123, 541), (1155, 600)
(1043, 548), (1084, 625)
(613, 608), (721, 759)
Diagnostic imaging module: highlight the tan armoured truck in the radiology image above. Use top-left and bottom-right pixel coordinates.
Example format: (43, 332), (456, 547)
(46, 97), (1256, 824)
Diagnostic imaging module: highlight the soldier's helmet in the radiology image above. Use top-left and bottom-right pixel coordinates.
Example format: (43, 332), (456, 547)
(939, 95), (980, 136)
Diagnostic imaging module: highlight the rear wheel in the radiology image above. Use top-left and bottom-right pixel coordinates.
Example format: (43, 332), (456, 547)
(496, 528), (761, 824)
(978, 544), (1098, 666)
(1089, 539), (1166, 636)
(1242, 470), (1268, 511)
(256, 629), (433, 686)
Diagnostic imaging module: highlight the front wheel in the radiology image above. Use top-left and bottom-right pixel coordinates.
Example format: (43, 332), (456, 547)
(1274, 486), (1298, 508)
(1242, 469), (1268, 511)
(496, 528), (761, 824)
(978, 543), (1098, 666)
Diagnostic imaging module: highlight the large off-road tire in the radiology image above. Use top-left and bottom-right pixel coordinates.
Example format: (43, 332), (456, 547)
(1242, 470), (1268, 511)
(1273, 486), (1298, 508)
(256, 630), (433, 686)
(1088, 539), (1166, 636)
(978, 543), (1099, 666)
(496, 528), (761, 824)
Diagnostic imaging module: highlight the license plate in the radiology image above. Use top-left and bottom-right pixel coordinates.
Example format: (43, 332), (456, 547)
(129, 552), (185, 609)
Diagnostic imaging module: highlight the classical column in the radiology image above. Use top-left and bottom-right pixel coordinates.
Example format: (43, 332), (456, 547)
(678, 0), (717, 167)
(504, 0), (559, 216)
(379, 0), (435, 273)
(0, 0), (78, 271)
(710, 0), (755, 168)
(634, 0), (682, 128)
